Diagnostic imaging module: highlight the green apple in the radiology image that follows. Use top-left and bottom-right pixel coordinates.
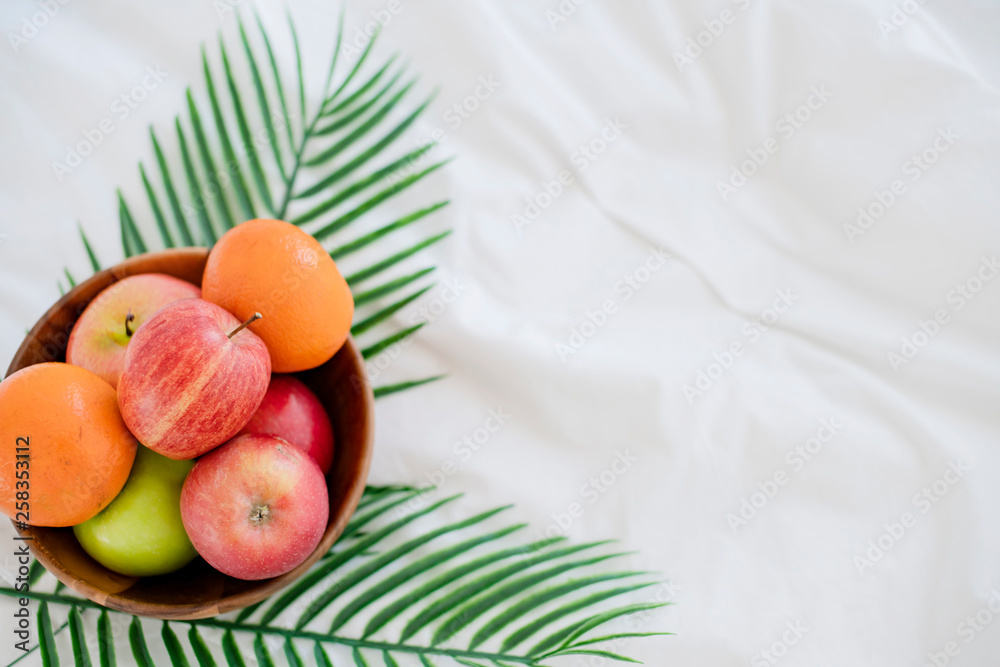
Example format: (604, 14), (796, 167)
(73, 445), (197, 577)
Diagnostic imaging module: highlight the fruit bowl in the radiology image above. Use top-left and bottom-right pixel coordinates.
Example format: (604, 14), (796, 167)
(5, 248), (374, 619)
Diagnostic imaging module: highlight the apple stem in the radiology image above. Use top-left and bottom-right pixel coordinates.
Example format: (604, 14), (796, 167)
(228, 312), (263, 339)
(125, 309), (136, 337)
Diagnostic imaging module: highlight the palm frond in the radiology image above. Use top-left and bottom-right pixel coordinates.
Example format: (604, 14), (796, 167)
(38, 601), (57, 667)
(323, 55), (400, 119)
(78, 224), (102, 272)
(219, 37), (274, 215)
(187, 626), (214, 667)
(3, 488), (667, 667)
(287, 12), (307, 135)
(351, 285), (433, 336)
(252, 10), (295, 153)
(353, 267), (436, 307)
(77, 7), (448, 397)
(149, 128), (196, 246)
(237, 17), (286, 184)
(362, 324), (425, 359)
(284, 638), (305, 667)
(314, 62), (403, 139)
(161, 622), (189, 667)
(129, 617), (155, 667)
(138, 163), (176, 248)
(346, 231), (451, 290)
(118, 191), (147, 258)
(221, 630), (245, 667)
(68, 606), (93, 667)
(39, 10), (670, 667)
(199, 54), (253, 224)
(98, 609), (116, 667)
(185, 90), (236, 231)
(174, 118), (217, 246)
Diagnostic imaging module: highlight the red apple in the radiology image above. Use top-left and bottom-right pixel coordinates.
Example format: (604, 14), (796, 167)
(67, 274), (201, 388)
(179, 433), (329, 580)
(118, 298), (271, 460)
(238, 374), (335, 473)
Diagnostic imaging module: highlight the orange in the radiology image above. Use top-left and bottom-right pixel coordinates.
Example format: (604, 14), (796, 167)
(0, 363), (138, 527)
(202, 219), (354, 373)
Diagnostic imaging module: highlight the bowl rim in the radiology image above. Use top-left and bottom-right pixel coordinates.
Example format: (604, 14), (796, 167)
(6, 247), (375, 619)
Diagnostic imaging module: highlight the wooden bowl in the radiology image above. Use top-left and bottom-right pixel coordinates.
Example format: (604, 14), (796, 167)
(5, 248), (374, 619)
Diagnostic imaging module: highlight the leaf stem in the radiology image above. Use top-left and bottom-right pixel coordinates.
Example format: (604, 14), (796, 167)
(0, 587), (106, 610)
(0, 588), (542, 666)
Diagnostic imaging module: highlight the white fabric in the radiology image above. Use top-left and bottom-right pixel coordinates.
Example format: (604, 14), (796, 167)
(2, 0), (1000, 665)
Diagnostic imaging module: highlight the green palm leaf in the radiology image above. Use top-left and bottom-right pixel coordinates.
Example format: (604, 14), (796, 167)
(174, 119), (217, 246)
(313, 62), (403, 138)
(542, 649), (640, 664)
(187, 626), (215, 667)
(185, 90), (236, 230)
(129, 617), (155, 667)
(374, 375), (448, 399)
(38, 602), (58, 667)
(138, 163), (176, 248)
(81, 8), (447, 396)
(221, 630), (246, 667)
(529, 602), (670, 659)
(237, 17), (286, 184)
(118, 192), (147, 258)
(78, 224), (102, 273)
(149, 128), (196, 246)
(313, 642), (333, 667)
(252, 11), (295, 153)
(253, 634), (276, 667)
(200, 47), (255, 222)
(4, 487), (667, 666)
(30, 9), (668, 667)
(162, 622), (190, 667)
(284, 638), (304, 667)
(98, 610), (116, 667)
(68, 607), (92, 667)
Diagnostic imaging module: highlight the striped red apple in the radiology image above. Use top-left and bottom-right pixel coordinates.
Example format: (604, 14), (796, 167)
(117, 298), (270, 460)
